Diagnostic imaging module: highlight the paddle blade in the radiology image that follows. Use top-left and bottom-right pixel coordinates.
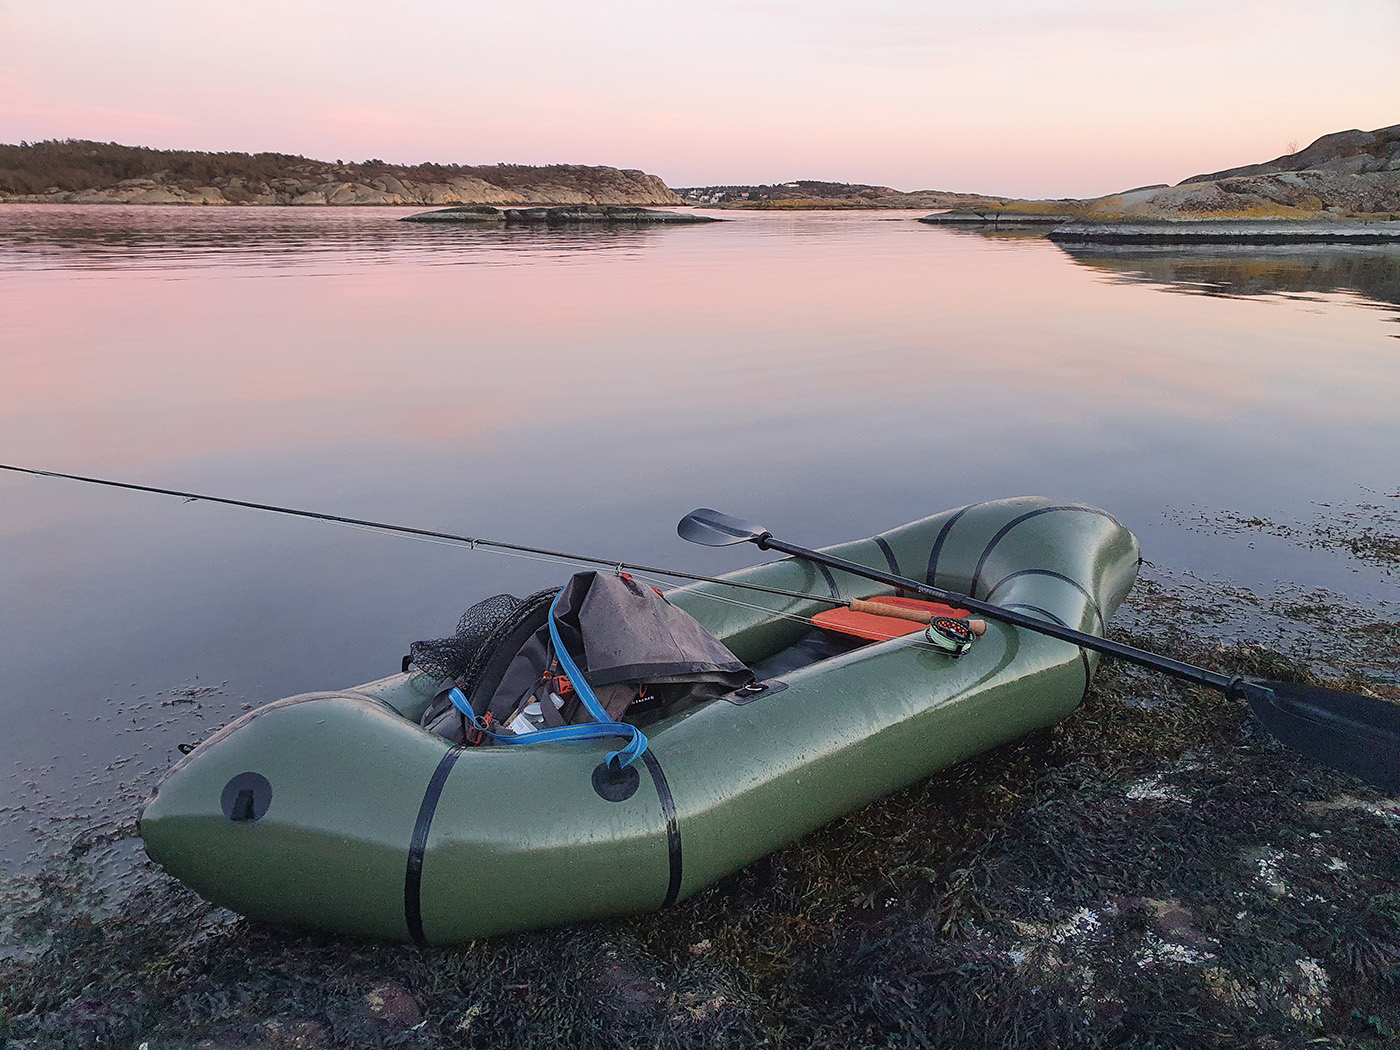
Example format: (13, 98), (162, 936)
(1244, 679), (1400, 793)
(678, 508), (771, 547)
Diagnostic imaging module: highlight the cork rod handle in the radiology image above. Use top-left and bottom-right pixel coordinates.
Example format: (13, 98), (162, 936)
(848, 598), (986, 636)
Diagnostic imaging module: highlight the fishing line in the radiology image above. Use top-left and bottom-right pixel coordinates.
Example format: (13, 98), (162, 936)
(342, 517), (962, 656)
(12, 468), (1396, 792)
(0, 463), (862, 610)
(2, 462), (976, 657)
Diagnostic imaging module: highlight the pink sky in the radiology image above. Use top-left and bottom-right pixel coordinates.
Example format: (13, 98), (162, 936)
(2, 0), (1397, 198)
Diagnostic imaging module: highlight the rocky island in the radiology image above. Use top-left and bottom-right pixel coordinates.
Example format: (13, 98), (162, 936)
(1048, 218), (1400, 245)
(402, 204), (719, 225)
(1085, 123), (1400, 221)
(920, 210), (1075, 226)
(920, 124), (1400, 240)
(0, 140), (682, 207)
(677, 179), (1010, 211)
(6, 124), (1398, 244)
(678, 124), (1400, 237)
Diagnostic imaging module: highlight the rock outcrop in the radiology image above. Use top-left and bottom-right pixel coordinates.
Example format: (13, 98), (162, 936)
(1077, 124), (1400, 220)
(919, 210), (1074, 226)
(403, 205), (720, 225)
(678, 180), (1011, 211)
(0, 141), (682, 206)
(1049, 219), (1400, 245)
(1183, 125), (1400, 183)
(914, 124), (1400, 225)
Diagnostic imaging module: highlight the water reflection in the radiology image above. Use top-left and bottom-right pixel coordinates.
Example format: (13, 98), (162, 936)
(925, 226), (1050, 243)
(0, 203), (689, 272)
(2, 208), (1397, 869)
(1056, 242), (1400, 312)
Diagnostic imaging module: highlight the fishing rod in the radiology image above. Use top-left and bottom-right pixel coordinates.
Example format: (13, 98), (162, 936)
(0, 463), (877, 611)
(7, 463), (1397, 789)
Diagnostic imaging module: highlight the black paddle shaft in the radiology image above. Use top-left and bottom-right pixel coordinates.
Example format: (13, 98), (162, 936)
(759, 533), (1400, 792)
(756, 534), (1242, 695)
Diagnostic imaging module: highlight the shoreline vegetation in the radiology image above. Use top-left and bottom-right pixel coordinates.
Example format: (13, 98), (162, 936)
(4, 124), (1397, 228)
(2, 502), (1398, 1048)
(0, 141), (681, 207)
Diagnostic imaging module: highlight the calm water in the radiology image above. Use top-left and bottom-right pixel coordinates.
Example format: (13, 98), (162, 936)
(2, 205), (1398, 869)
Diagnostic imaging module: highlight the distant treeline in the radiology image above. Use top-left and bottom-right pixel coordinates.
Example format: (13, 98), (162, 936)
(0, 139), (641, 197)
(679, 179), (893, 203)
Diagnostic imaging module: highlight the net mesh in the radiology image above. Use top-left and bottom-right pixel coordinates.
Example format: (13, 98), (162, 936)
(407, 593), (523, 683)
(407, 588), (559, 692)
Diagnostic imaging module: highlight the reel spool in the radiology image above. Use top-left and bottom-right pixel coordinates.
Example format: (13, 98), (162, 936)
(924, 616), (976, 656)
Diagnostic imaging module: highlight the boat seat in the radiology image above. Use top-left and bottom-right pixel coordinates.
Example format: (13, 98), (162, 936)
(811, 596), (970, 642)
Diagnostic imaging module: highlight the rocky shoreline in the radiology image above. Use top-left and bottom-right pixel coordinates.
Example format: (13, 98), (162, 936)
(931, 124), (1400, 226)
(7, 124), (1398, 221)
(685, 125), (1400, 221)
(919, 210), (1073, 227)
(0, 142), (682, 207)
(1048, 219), (1400, 245)
(0, 173), (682, 208)
(676, 180), (1009, 211)
(401, 205), (720, 225)
(2, 501), (1397, 1049)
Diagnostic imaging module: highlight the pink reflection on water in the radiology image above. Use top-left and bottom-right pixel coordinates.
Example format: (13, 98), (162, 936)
(0, 207), (1397, 484)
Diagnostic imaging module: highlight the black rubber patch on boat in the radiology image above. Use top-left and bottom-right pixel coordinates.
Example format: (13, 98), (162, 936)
(925, 504), (974, 587)
(1001, 602), (1093, 696)
(969, 505), (1120, 598)
(815, 561), (841, 599)
(640, 750), (683, 908)
(593, 759), (641, 802)
(872, 535), (901, 576)
(872, 536), (902, 590)
(982, 569), (1104, 630)
(405, 747), (462, 946)
(221, 772), (271, 822)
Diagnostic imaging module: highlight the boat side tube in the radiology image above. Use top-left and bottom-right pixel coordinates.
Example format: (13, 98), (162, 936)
(140, 497), (1142, 943)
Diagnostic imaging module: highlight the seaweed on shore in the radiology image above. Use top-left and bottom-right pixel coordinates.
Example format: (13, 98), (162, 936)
(3, 563), (1399, 1048)
(1168, 492), (1400, 575)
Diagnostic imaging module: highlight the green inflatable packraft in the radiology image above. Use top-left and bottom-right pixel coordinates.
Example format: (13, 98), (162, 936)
(140, 496), (1140, 943)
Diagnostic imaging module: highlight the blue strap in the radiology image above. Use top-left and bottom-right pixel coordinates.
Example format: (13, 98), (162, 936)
(445, 687), (644, 755)
(545, 589), (647, 768)
(442, 588), (648, 768)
